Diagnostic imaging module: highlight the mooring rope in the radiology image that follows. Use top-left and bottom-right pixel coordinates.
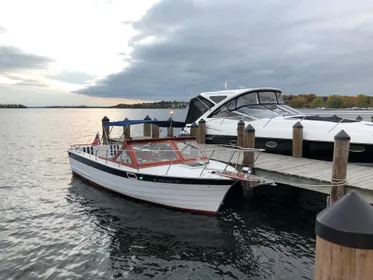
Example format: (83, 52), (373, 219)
(286, 178), (348, 188)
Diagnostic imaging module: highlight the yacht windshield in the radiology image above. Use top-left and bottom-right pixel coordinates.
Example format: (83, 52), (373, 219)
(209, 91), (299, 119)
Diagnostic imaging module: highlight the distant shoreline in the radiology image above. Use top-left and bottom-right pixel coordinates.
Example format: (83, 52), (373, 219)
(24, 106), (187, 109)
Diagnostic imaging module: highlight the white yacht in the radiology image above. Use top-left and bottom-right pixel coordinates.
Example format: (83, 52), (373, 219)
(184, 88), (373, 163)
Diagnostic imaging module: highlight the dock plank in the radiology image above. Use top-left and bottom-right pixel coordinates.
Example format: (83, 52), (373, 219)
(205, 144), (373, 202)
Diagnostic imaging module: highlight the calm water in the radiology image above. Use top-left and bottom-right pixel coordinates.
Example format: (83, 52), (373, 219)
(0, 108), (370, 279)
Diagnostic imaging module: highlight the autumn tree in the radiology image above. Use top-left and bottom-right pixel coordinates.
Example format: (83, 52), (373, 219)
(327, 95), (344, 108)
(342, 96), (355, 108)
(355, 94), (369, 108)
(289, 96), (307, 108)
(310, 97), (324, 108)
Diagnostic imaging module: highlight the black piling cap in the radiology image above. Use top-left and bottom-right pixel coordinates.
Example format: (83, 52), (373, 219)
(191, 122), (198, 128)
(356, 115), (363, 121)
(198, 118), (206, 124)
(144, 115), (151, 120)
(293, 121), (303, 129)
(245, 124), (255, 132)
(334, 129), (350, 141)
(315, 191), (373, 249)
(238, 119), (245, 126)
(124, 117), (129, 121)
(102, 116), (109, 122)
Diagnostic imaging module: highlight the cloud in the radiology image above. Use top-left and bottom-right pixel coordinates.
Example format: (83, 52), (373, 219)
(0, 26), (6, 33)
(76, 0), (373, 100)
(0, 46), (53, 73)
(50, 70), (96, 84)
(2, 74), (48, 87)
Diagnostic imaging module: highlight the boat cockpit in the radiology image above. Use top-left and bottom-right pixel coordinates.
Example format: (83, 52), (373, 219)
(185, 89), (300, 123)
(74, 137), (208, 169)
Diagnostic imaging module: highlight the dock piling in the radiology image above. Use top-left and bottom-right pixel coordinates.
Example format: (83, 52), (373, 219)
(197, 119), (206, 144)
(237, 119), (245, 148)
(190, 122), (198, 140)
(101, 116), (110, 144)
(143, 115), (151, 137)
(243, 124), (255, 167)
(292, 121), (303, 158)
(356, 115), (363, 121)
(167, 117), (174, 137)
(314, 191), (373, 280)
(329, 130), (350, 205)
(123, 117), (131, 139)
(152, 118), (159, 138)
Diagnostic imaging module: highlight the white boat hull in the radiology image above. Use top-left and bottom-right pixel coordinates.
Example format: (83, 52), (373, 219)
(68, 153), (235, 214)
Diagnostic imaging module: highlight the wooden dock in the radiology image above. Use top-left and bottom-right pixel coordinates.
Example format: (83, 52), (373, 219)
(205, 144), (373, 203)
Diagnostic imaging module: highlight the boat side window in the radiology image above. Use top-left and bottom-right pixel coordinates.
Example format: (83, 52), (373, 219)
(117, 150), (132, 164)
(175, 140), (206, 160)
(209, 95), (227, 103)
(276, 92), (284, 104)
(258, 91), (278, 104)
(133, 142), (178, 163)
(236, 92), (258, 107)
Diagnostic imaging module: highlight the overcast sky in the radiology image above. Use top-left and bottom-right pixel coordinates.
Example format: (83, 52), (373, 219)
(1, 0), (373, 106)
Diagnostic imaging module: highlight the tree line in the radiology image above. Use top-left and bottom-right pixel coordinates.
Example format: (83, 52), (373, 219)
(0, 104), (27, 108)
(282, 94), (373, 109)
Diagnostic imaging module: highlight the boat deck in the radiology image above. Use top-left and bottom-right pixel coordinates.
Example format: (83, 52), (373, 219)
(204, 144), (373, 203)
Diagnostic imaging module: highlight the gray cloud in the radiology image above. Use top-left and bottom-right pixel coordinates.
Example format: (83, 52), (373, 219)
(0, 26), (6, 33)
(3, 74), (48, 87)
(76, 0), (373, 100)
(0, 46), (53, 73)
(50, 70), (96, 84)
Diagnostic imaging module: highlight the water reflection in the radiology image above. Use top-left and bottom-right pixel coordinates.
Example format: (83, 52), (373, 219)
(67, 176), (320, 279)
(67, 176), (259, 279)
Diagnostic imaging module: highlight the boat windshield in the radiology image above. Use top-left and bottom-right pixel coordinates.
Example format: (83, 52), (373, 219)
(209, 91), (299, 119)
(132, 142), (178, 164)
(175, 140), (206, 160)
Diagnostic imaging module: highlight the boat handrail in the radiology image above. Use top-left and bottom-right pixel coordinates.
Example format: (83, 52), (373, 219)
(73, 146), (264, 154)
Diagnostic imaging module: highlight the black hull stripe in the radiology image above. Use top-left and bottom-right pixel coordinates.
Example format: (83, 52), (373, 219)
(68, 152), (233, 185)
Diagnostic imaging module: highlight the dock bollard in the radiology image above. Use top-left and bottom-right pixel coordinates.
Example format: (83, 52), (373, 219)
(292, 121), (303, 158)
(356, 115), (363, 121)
(197, 119), (206, 144)
(237, 119), (245, 148)
(329, 130), (350, 205)
(123, 117), (131, 139)
(101, 116), (110, 145)
(190, 122), (198, 140)
(243, 124), (255, 167)
(143, 115), (151, 137)
(314, 191), (373, 280)
(167, 117), (174, 137)
(151, 118), (159, 138)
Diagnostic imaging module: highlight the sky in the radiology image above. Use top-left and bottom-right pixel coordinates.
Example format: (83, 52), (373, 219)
(1, 0), (373, 106)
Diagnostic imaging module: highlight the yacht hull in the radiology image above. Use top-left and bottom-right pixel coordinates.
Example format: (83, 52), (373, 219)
(205, 134), (373, 163)
(189, 116), (373, 163)
(68, 152), (234, 214)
